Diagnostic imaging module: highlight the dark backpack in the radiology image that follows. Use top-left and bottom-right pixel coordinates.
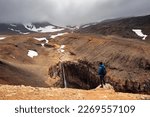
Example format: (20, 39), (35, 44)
(98, 65), (107, 76)
(102, 67), (107, 76)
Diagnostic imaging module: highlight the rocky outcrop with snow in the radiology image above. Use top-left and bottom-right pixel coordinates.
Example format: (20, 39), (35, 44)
(0, 22), (66, 34)
(24, 23), (64, 33)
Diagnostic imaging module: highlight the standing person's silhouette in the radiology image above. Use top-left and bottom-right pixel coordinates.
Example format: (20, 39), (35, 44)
(98, 62), (106, 88)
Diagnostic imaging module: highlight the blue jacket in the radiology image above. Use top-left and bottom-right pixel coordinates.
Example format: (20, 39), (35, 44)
(98, 64), (106, 75)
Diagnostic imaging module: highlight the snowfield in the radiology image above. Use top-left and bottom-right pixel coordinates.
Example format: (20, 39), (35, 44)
(24, 23), (64, 33)
(0, 37), (6, 40)
(132, 29), (147, 40)
(27, 50), (38, 58)
(50, 33), (68, 39)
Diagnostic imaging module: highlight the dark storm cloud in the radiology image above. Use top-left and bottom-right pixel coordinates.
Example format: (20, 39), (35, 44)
(0, 0), (150, 25)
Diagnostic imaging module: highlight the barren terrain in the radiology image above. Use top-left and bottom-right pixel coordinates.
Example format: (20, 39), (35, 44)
(0, 32), (150, 100)
(0, 84), (150, 100)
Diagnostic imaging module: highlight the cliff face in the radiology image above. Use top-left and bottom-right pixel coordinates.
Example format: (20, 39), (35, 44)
(49, 60), (100, 89)
(49, 60), (150, 94)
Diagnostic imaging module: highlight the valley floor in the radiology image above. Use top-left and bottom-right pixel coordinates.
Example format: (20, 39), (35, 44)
(0, 84), (150, 100)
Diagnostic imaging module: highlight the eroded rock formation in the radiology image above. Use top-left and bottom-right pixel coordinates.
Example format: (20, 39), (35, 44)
(49, 60), (100, 89)
(49, 60), (150, 94)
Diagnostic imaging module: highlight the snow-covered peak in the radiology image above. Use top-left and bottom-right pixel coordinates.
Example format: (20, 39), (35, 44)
(24, 23), (64, 33)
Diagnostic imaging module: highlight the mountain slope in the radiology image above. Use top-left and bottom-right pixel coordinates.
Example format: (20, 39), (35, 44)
(77, 15), (150, 41)
(0, 60), (48, 87)
(50, 33), (150, 94)
(0, 23), (30, 34)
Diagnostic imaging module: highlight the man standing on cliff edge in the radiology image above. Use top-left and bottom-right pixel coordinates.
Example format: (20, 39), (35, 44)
(98, 62), (107, 88)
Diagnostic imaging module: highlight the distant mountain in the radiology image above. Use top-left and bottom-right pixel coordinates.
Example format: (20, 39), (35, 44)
(0, 22), (65, 35)
(77, 15), (150, 40)
(0, 23), (30, 34)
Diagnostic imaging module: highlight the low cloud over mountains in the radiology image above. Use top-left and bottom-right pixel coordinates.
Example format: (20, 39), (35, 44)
(0, 0), (150, 25)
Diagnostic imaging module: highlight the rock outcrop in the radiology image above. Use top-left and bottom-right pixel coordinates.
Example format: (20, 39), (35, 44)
(49, 59), (150, 94)
(49, 60), (100, 89)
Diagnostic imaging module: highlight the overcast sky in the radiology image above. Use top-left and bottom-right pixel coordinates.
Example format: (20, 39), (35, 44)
(0, 0), (150, 26)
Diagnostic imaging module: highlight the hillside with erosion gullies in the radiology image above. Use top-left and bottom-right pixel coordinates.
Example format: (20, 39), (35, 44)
(0, 15), (150, 100)
(77, 15), (150, 42)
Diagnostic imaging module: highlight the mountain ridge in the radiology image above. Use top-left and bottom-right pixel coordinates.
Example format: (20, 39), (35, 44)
(77, 14), (150, 41)
(0, 22), (66, 35)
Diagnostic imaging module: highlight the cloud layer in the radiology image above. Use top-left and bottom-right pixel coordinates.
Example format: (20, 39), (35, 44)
(0, 0), (150, 25)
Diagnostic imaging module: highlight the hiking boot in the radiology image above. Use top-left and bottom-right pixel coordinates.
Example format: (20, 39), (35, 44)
(100, 85), (103, 88)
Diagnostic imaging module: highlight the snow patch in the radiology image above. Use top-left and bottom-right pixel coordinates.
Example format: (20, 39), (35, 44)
(10, 24), (16, 27)
(82, 24), (91, 28)
(24, 23), (64, 33)
(34, 37), (48, 43)
(22, 32), (30, 35)
(81, 23), (97, 29)
(27, 50), (38, 58)
(41, 43), (45, 47)
(58, 49), (65, 53)
(51, 33), (68, 39)
(0, 37), (6, 40)
(8, 28), (29, 35)
(132, 29), (147, 40)
(34, 37), (49, 47)
(58, 45), (66, 53)
(60, 45), (66, 49)
(8, 28), (15, 31)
